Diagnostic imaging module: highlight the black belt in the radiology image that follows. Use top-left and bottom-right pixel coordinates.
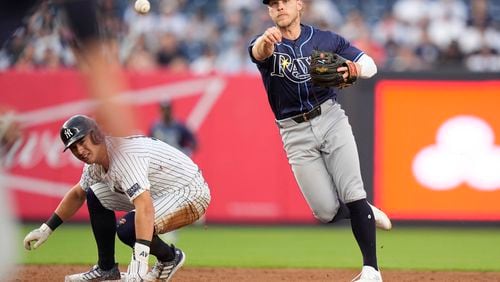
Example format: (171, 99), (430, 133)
(291, 106), (321, 123)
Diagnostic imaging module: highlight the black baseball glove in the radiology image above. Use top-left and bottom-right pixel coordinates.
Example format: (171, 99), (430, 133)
(309, 50), (359, 89)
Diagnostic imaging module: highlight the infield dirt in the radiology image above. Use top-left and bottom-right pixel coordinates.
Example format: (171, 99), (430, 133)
(7, 265), (500, 281)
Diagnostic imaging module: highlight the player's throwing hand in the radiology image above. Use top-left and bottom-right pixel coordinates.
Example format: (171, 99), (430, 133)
(262, 26), (282, 45)
(252, 26), (282, 62)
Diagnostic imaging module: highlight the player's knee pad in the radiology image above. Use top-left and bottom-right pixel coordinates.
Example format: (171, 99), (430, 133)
(116, 211), (136, 247)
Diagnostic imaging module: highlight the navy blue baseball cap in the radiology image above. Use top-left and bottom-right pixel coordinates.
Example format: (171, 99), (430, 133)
(263, 0), (270, 4)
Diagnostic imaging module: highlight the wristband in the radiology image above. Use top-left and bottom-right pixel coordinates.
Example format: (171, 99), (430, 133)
(134, 241), (151, 262)
(136, 239), (151, 247)
(45, 213), (63, 231)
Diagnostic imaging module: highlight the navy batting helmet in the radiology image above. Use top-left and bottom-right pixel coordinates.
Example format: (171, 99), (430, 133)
(60, 115), (103, 152)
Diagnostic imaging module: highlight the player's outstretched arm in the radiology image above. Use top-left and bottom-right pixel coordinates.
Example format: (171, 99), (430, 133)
(252, 27), (282, 61)
(23, 184), (87, 250)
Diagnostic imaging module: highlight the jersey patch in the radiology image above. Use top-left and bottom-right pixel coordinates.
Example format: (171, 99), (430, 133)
(126, 183), (141, 198)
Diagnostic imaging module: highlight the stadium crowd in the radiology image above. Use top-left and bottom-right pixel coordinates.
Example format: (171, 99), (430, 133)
(1, 0), (499, 73)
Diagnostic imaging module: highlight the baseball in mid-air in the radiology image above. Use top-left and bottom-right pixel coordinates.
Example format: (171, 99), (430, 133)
(134, 0), (150, 14)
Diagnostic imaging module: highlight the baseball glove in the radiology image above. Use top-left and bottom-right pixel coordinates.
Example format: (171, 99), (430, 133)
(309, 50), (359, 88)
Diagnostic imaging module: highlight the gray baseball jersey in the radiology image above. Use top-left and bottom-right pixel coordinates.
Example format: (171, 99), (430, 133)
(79, 136), (210, 233)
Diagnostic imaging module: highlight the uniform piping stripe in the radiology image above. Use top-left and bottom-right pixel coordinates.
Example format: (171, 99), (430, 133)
(300, 25), (314, 108)
(354, 52), (364, 62)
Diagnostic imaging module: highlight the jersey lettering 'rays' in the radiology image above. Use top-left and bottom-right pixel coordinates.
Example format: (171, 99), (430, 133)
(276, 43), (306, 112)
(270, 52), (311, 83)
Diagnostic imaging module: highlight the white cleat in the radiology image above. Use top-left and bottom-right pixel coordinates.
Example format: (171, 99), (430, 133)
(352, 266), (383, 282)
(369, 204), (392, 231)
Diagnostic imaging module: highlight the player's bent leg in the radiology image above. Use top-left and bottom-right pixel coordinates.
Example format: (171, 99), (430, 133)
(290, 159), (341, 223)
(346, 199), (379, 274)
(278, 117), (342, 223)
(116, 212), (136, 248)
(86, 189), (118, 272)
(153, 190), (210, 235)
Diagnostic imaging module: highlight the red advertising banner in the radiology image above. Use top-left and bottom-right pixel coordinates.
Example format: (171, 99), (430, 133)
(375, 80), (500, 221)
(0, 70), (315, 223)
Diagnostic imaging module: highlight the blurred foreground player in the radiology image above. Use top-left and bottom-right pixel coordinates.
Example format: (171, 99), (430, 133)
(0, 111), (22, 280)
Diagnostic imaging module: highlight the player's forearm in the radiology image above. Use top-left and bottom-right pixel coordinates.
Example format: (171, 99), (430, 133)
(54, 184), (86, 222)
(133, 191), (155, 241)
(252, 36), (274, 61)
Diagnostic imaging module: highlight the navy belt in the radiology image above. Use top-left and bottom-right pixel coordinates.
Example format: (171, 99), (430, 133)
(291, 106), (321, 123)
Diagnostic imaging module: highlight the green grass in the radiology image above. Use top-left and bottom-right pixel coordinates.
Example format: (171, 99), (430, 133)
(19, 224), (500, 271)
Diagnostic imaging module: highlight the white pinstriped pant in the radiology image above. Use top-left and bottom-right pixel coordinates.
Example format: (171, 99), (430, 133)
(90, 171), (210, 234)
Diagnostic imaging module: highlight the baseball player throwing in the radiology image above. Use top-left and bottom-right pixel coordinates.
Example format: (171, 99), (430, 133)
(23, 115), (211, 281)
(249, 0), (391, 281)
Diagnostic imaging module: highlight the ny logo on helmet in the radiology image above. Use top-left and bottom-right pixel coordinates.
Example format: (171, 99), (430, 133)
(64, 128), (79, 139)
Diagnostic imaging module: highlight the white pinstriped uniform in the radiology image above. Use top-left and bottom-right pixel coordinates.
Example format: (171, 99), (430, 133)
(79, 136), (211, 234)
